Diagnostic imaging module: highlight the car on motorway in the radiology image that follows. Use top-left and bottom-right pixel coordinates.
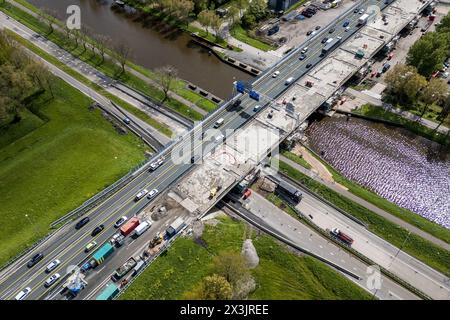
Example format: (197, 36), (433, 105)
(306, 63), (312, 68)
(321, 37), (329, 44)
(301, 46), (308, 54)
(345, 26), (350, 32)
(85, 241), (97, 253)
(27, 252), (44, 268)
(15, 287), (31, 300)
(285, 77), (294, 85)
(46, 259), (61, 273)
(343, 20), (350, 27)
(354, 8), (359, 13)
(91, 224), (105, 237)
(315, 25), (321, 30)
(75, 217), (90, 230)
(190, 155), (201, 164)
(328, 28), (335, 34)
(44, 273), (61, 288)
(253, 105), (261, 112)
(272, 70), (280, 78)
(299, 53), (306, 60)
(123, 117), (131, 125)
(147, 188), (159, 199)
(306, 30), (313, 36)
(359, 8), (365, 14)
(114, 216), (128, 228)
(149, 157), (164, 171)
(134, 188), (149, 201)
(214, 134), (225, 143)
(267, 110), (274, 119)
(213, 118), (224, 128)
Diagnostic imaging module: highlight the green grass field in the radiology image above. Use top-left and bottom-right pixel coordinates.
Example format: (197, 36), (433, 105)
(0, 77), (147, 266)
(278, 161), (450, 277)
(120, 215), (372, 300)
(281, 150), (312, 170)
(230, 24), (276, 52)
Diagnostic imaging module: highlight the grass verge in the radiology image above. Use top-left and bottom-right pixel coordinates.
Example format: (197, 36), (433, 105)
(230, 24), (275, 52)
(119, 215), (372, 300)
(278, 161), (450, 277)
(281, 150), (312, 170)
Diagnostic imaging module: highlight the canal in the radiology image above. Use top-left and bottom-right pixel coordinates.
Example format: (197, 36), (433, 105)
(306, 116), (450, 229)
(28, 0), (252, 99)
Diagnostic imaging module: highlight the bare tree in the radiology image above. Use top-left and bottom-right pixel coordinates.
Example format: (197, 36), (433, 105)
(113, 42), (131, 77)
(93, 34), (111, 65)
(39, 8), (58, 35)
(154, 65), (178, 103)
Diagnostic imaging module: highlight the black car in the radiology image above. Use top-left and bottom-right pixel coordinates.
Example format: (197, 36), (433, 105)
(91, 225), (105, 237)
(306, 30), (313, 36)
(354, 8), (359, 13)
(321, 37), (328, 44)
(75, 217), (90, 230)
(27, 253), (44, 268)
(306, 63), (312, 68)
(299, 53), (306, 60)
(329, 28), (335, 34)
(315, 25), (321, 30)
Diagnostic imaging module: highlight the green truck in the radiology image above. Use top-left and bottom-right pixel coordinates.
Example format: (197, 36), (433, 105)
(91, 243), (114, 267)
(96, 283), (119, 300)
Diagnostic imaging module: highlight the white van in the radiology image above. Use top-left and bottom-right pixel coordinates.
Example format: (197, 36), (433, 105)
(133, 220), (152, 238)
(215, 134), (225, 142)
(213, 118), (224, 128)
(285, 77), (294, 85)
(15, 287), (31, 300)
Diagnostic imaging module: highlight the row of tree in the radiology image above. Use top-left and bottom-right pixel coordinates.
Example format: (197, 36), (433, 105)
(0, 30), (53, 125)
(406, 11), (450, 77)
(385, 64), (449, 130)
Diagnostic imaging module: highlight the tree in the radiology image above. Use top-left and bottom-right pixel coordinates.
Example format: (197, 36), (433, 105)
(235, 0), (249, 16)
(210, 13), (222, 40)
(185, 274), (233, 300)
(39, 8), (58, 35)
(384, 64), (426, 103)
(419, 78), (448, 118)
(198, 10), (214, 36)
(93, 34), (111, 65)
(154, 65), (178, 102)
(113, 42), (131, 76)
(406, 32), (450, 77)
(434, 95), (450, 132)
(174, 0), (194, 26)
(212, 251), (250, 286)
(436, 11), (450, 34)
(227, 6), (240, 27)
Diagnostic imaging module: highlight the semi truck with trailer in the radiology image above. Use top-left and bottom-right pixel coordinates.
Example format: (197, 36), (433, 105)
(321, 37), (342, 56)
(95, 283), (119, 300)
(90, 243), (115, 267)
(330, 228), (354, 246)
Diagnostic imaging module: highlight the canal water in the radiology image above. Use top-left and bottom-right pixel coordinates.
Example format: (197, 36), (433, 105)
(306, 116), (450, 229)
(28, 0), (251, 98)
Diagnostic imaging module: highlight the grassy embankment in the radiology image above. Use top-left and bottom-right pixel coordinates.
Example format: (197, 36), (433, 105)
(354, 104), (450, 147)
(0, 77), (147, 266)
(0, 2), (214, 120)
(229, 24), (276, 52)
(119, 215), (373, 300)
(281, 150), (312, 170)
(278, 161), (450, 277)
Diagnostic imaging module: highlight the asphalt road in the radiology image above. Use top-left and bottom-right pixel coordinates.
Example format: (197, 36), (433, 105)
(0, 0), (396, 300)
(224, 192), (419, 300)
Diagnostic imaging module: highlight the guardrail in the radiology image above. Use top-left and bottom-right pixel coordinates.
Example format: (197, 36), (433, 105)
(113, 222), (191, 300)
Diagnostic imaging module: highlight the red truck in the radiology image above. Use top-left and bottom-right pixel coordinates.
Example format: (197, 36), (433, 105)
(331, 228), (354, 246)
(120, 217), (140, 236)
(243, 189), (252, 200)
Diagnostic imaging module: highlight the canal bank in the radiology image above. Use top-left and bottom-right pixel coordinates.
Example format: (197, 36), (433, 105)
(304, 114), (450, 230)
(27, 0), (252, 99)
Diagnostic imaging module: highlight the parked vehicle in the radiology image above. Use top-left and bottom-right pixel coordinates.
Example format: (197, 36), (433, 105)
(253, 105), (261, 112)
(135, 189), (149, 201)
(330, 228), (354, 246)
(306, 30), (313, 36)
(46, 259), (61, 273)
(90, 243), (114, 267)
(75, 217), (90, 230)
(27, 253), (44, 268)
(114, 216), (128, 228)
(147, 188), (159, 200)
(132, 260), (145, 276)
(91, 224), (105, 237)
(166, 217), (186, 238)
(44, 273), (61, 288)
(382, 63), (391, 72)
(110, 233), (125, 247)
(321, 37), (329, 44)
(243, 189), (252, 200)
(111, 257), (137, 281)
(95, 283), (119, 300)
(15, 287), (31, 300)
(85, 241), (97, 253)
(120, 217), (140, 236)
(132, 220), (152, 238)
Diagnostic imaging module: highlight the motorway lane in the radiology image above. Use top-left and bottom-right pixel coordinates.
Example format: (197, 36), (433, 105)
(0, 0), (393, 300)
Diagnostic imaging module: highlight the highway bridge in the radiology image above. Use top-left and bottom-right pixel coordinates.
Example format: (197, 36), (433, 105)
(0, 0), (442, 300)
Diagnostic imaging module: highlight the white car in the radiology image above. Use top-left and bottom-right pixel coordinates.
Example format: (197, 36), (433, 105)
(441, 72), (449, 78)
(15, 287), (31, 300)
(272, 70), (280, 78)
(345, 26), (350, 32)
(285, 77), (294, 85)
(135, 189), (149, 201)
(253, 105), (261, 112)
(301, 46), (308, 54)
(46, 259), (61, 273)
(214, 134), (225, 142)
(114, 216), (128, 228)
(44, 273), (61, 288)
(149, 157), (164, 171)
(359, 8), (365, 14)
(147, 188), (159, 200)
